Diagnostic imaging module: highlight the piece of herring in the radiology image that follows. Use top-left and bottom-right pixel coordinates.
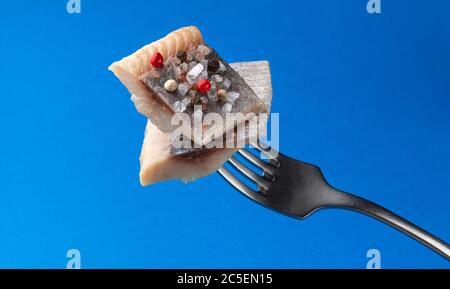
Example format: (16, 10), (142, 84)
(138, 61), (273, 185)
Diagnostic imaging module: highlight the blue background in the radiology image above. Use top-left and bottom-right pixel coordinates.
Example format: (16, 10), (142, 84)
(0, 0), (449, 268)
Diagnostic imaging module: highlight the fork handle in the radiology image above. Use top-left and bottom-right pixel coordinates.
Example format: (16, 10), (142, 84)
(327, 190), (450, 260)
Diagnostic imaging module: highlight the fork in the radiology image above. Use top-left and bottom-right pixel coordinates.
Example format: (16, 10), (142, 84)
(218, 142), (450, 260)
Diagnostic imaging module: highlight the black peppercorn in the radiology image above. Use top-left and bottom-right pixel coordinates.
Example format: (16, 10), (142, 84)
(176, 51), (187, 62)
(192, 95), (202, 106)
(207, 60), (220, 73)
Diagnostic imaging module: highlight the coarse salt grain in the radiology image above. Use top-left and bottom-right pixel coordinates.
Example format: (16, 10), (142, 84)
(195, 52), (204, 62)
(222, 103), (232, 113)
(178, 82), (190, 96)
(179, 62), (189, 72)
(197, 45), (211, 55)
(208, 81), (218, 102)
(182, 97), (191, 106)
(199, 70), (208, 80)
(227, 91), (240, 103)
(221, 78), (231, 89)
(187, 63), (204, 84)
(211, 74), (223, 83)
(218, 61), (226, 73)
(173, 101), (186, 112)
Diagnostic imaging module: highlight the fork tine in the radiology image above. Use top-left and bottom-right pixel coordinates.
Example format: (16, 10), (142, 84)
(250, 142), (280, 163)
(238, 149), (276, 176)
(228, 157), (271, 192)
(252, 140), (271, 151)
(218, 167), (266, 202)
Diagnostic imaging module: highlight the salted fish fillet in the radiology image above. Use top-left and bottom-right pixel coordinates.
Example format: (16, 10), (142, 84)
(140, 121), (236, 185)
(139, 61), (273, 186)
(109, 26), (204, 132)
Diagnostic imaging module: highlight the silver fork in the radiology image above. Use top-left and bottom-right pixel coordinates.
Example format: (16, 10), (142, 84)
(218, 142), (450, 260)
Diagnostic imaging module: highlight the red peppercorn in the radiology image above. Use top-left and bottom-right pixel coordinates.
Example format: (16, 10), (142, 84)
(150, 52), (164, 68)
(196, 79), (211, 93)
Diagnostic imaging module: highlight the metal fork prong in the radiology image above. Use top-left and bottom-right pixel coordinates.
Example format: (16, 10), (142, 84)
(250, 142), (280, 164)
(228, 157), (272, 192)
(218, 167), (266, 202)
(238, 149), (276, 176)
(252, 140), (271, 151)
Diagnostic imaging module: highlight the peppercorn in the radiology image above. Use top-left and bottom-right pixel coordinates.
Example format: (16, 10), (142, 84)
(217, 89), (228, 102)
(150, 52), (164, 68)
(196, 79), (211, 93)
(191, 95), (202, 106)
(176, 51), (187, 62)
(164, 79), (178, 92)
(207, 60), (220, 74)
